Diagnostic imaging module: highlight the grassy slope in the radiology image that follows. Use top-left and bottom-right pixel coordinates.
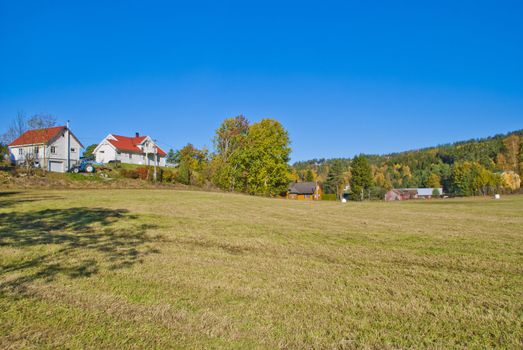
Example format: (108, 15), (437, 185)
(0, 190), (522, 349)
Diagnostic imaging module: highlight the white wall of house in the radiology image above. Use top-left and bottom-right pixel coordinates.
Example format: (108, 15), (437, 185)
(95, 142), (118, 164)
(9, 131), (82, 172)
(111, 151), (166, 166)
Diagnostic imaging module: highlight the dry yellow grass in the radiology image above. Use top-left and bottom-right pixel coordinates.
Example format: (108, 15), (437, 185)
(1, 189), (522, 349)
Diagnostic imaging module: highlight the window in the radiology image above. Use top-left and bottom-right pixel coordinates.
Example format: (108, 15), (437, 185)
(70, 148), (76, 153)
(50, 146), (56, 154)
(128, 153), (132, 159)
(34, 147), (39, 154)
(18, 149), (23, 155)
(100, 150), (105, 154)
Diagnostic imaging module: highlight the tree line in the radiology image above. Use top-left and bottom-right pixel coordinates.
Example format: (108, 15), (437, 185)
(293, 129), (523, 199)
(2, 112), (521, 199)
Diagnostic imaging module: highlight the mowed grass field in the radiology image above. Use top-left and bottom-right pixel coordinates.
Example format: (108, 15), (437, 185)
(0, 189), (522, 349)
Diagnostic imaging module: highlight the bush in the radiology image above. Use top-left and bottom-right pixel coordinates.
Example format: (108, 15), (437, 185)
(322, 193), (337, 201)
(135, 167), (150, 180)
(119, 169), (139, 179)
(162, 170), (174, 183)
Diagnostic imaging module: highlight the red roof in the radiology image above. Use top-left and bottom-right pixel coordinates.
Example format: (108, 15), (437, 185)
(8, 126), (65, 147)
(108, 135), (166, 156)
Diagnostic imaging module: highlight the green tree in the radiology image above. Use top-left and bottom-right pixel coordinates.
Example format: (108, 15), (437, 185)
(450, 162), (472, 196)
(175, 144), (208, 185)
(166, 149), (177, 164)
(349, 155), (373, 201)
(450, 161), (501, 196)
(82, 144), (97, 160)
(0, 142), (7, 162)
(213, 115), (249, 160)
(212, 115), (250, 191)
(323, 160), (346, 199)
(305, 169), (315, 182)
(238, 119), (291, 196)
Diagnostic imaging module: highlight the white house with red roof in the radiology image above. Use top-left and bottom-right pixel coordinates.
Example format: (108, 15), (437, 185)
(8, 126), (84, 172)
(93, 133), (167, 166)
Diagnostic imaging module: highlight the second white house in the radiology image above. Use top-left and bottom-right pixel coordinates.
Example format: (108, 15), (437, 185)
(93, 133), (167, 166)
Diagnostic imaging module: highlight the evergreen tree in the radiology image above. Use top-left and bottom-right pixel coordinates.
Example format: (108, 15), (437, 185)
(349, 155), (373, 201)
(324, 160), (346, 198)
(167, 149), (177, 164)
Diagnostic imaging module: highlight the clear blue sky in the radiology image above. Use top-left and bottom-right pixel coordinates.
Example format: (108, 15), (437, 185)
(1, 0), (522, 161)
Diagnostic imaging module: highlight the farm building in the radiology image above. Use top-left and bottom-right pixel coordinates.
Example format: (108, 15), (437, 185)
(385, 188), (443, 201)
(287, 182), (322, 200)
(384, 189), (418, 201)
(93, 133), (167, 166)
(8, 126), (83, 172)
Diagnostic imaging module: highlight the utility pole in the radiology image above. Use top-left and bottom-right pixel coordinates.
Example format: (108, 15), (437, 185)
(153, 143), (157, 182)
(66, 120), (71, 172)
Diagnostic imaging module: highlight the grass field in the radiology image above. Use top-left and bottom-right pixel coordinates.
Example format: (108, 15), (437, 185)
(1, 189), (522, 349)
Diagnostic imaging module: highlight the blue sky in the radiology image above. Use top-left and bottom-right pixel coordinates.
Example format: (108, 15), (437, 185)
(1, 0), (522, 161)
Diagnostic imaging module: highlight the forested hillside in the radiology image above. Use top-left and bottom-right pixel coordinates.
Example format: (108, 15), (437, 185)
(292, 129), (523, 197)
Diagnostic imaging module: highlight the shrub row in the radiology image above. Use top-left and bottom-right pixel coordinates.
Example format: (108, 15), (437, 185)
(119, 167), (176, 183)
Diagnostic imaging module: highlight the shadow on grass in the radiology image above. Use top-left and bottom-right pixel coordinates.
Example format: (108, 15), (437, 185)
(0, 191), (19, 197)
(0, 191), (66, 209)
(0, 206), (159, 295)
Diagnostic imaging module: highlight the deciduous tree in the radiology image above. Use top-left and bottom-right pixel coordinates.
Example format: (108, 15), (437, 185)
(83, 144), (97, 160)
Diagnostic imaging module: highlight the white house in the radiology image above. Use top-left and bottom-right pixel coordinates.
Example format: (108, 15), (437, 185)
(8, 126), (84, 172)
(93, 133), (167, 166)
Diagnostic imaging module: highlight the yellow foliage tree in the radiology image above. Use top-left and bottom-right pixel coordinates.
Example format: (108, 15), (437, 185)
(501, 171), (521, 191)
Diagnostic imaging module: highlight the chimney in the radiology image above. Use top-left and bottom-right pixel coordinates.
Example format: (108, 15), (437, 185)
(135, 132), (139, 137)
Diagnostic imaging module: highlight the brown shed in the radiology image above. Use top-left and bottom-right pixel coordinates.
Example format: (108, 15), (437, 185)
(287, 182), (322, 200)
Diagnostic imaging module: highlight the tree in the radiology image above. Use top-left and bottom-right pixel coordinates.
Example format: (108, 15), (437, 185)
(432, 188), (441, 197)
(323, 160), (347, 199)
(305, 169), (315, 182)
(426, 173), (442, 188)
(238, 119), (291, 196)
(166, 149), (177, 164)
(213, 115), (249, 161)
(0, 142), (8, 162)
(83, 144), (97, 160)
(212, 116), (250, 191)
(349, 155), (373, 201)
(1, 112), (27, 144)
(503, 135), (520, 174)
(27, 114), (57, 130)
(174, 144), (208, 185)
(450, 161), (501, 196)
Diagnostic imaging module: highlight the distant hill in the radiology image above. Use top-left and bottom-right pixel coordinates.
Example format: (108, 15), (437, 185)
(292, 129), (523, 196)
